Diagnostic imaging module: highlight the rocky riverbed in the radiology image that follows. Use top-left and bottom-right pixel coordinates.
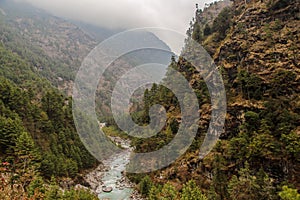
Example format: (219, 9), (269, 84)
(77, 137), (143, 200)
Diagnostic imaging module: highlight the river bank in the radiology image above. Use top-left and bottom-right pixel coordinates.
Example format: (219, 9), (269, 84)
(77, 136), (143, 200)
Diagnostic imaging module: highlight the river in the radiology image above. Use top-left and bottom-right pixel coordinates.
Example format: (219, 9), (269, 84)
(83, 137), (142, 200)
(98, 147), (132, 200)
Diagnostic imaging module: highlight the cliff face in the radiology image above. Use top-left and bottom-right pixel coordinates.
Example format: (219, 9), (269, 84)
(215, 0), (299, 138)
(211, 0), (300, 190)
(216, 0), (299, 78)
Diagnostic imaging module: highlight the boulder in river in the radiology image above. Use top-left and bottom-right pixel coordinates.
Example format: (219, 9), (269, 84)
(102, 186), (113, 193)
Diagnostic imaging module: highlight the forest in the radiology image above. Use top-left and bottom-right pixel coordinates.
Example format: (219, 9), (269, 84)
(0, 0), (299, 199)
(123, 0), (300, 199)
(0, 26), (98, 200)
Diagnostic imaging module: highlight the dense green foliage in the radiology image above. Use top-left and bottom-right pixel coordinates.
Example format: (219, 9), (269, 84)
(181, 180), (208, 200)
(0, 34), (97, 198)
(0, 172), (98, 200)
(0, 75), (96, 178)
(278, 186), (300, 200)
(211, 7), (232, 41)
(0, 18), (73, 83)
(138, 177), (208, 200)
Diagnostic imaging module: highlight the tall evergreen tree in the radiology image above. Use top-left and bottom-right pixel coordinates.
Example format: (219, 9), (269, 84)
(181, 180), (208, 200)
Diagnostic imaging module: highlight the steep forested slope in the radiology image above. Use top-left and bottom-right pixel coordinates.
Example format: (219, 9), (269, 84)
(0, 36), (99, 200)
(0, 1), (174, 199)
(128, 0), (300, 199)
(0, 40), (98, 173)
(0, 4), (100, 199)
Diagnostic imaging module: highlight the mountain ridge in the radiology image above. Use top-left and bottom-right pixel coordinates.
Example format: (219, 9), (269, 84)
(126, 1), (300, 199)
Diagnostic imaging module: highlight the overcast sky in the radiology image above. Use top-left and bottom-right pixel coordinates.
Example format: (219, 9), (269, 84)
(16, 0), (216, 53)
(17, 0), (215, 33)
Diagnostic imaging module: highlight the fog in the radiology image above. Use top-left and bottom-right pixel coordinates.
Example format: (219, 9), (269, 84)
(16, 0), (215, 33)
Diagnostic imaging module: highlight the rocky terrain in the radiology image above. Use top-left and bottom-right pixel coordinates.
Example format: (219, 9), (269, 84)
(127, 0), (300, 199)
(80, 136), (143, 200)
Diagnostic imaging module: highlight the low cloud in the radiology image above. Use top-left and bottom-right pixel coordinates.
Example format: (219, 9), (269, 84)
(17, 0), (214, 33)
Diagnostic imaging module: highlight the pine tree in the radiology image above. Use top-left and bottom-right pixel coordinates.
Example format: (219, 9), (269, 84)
(27, 175), (46, 199)
(212, 155), (228, 199)
(160, 182), (179, 200)
(192, 23), (202, 43)
(148, 185), (161, 200)
(13, 131), (41, 189)
(0, 116), (24, 153)
(181, 180), (208, 200)
(139, 176), (153, 196)
(203, 24), (211, 36)
(255, 168), (276, 199)
(228, 162), (260, 200)
(45, 176), (62, 200)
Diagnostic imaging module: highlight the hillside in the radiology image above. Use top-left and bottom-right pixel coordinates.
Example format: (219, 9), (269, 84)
(0, 0), (173, 102)
(0, 41), (99, 199)
(95, 31), (174, 119)
(0, 0), (98, 95)
(127, 0), (300, 199)
(0, 1), (175, 199)
(0, 0), (299, 199)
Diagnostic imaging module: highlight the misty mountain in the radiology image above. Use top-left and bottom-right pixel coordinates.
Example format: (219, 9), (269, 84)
(0, 0), (173, 98)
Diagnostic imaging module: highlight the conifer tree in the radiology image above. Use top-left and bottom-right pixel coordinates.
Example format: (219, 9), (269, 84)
(181, 180), (208, 200)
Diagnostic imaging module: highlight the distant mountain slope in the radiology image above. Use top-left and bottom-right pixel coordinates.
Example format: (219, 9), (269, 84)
(0, 0), (174, 100)
(0, 0), (97, 90)
(95, 30), (174, 119)
(71, 20), (122, 42)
